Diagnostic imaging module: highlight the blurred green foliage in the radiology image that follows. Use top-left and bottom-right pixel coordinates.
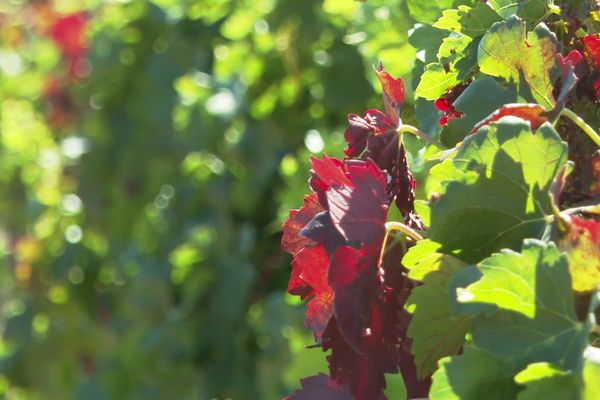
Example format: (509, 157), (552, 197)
(0, 0), (424, 398)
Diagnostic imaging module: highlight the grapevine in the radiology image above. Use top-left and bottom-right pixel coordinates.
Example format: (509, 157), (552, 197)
(283, 1), (600, 399)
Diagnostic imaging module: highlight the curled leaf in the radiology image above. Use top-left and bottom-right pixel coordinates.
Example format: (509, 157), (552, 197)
(375, 62), (405, 124)
(470, 103), (547, 134)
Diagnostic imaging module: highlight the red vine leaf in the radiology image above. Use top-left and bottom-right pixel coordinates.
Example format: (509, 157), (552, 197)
(558, 49), (586, 79)
(294, 245), (335, 338)
(471, 103), (547, 134)
(375, 66), (405, 106)
(300, 211), (346, 254)
(327, 160), (388, 244)
(344, 110), (394, 159)
(282, 194), (323, 255)
(309, 156), (348, 208)
(435, 97), (463, 126)
(322, 318), (391, 400)
(288, 257), (313, 299)
(284, 373), (353, 400)
(584, 34), (600, 68)
(343, 113), (422, 228)
(286, 68), (430, 398)
(328, 245), (381, 351)
(311, 156), (388, 244)
(375, 62), (405, 124)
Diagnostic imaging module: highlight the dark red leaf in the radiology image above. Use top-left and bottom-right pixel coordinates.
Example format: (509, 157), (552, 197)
(343, 113), (422, 229)
(300, 211), (346, 254)
(326, 159), (388, 244)
(285, 67), (431, 399)
(344, 110), (394, 159)
(323, 239), (430, 399)
(471, 103), (547, 134)
(394, 145), (422, 229)
(380, 243), (432, 398)
(282, 194), (323, 255)
(322, 318), (390, 400)
(328, 245), (381, 351)
(550, 51), (580, 121)
(558, 49), (586, 79)
(285, 373), (353, 400)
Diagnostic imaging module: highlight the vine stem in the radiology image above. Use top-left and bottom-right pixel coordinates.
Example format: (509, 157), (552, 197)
(377, 221), (424, 270)
(384, 221), (424, 241)
(398, 124), (447, 150)
(560, 108), (600, 148)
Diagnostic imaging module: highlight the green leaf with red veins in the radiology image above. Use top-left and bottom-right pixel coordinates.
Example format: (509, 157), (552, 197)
(557, 216), (600, 293)
(478, 16), (560, 108)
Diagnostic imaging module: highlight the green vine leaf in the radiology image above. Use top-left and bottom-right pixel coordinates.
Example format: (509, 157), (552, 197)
(478, 16), (560, 108)
(415, 63), (460, 100)
(403, 240), (470, 379)
(428, 118), (568, 263)
(434, 3), (503, 38)
(455, 240), (589, 371)
(437, 35), (479, 81)
(487, 0), (555, 23)
(583, 356), (600, 399)
(407, 0), (455, 24)
(438, 35), (473, 65)
(430, 346), (519, 400)
(514, 362), (578, 400)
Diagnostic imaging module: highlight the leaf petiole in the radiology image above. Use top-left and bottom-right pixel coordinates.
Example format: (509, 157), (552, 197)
(560, 108), (600, 148)
(385, 221), (424, 241)
(398, 124), (448, 150)
(377, 221), (424, 270)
